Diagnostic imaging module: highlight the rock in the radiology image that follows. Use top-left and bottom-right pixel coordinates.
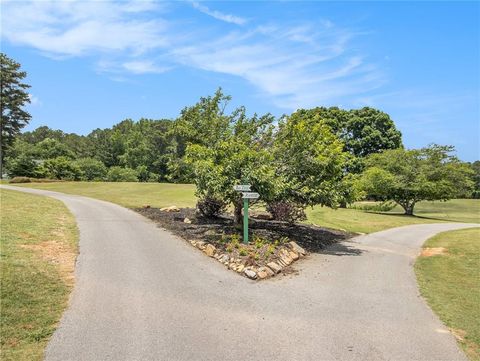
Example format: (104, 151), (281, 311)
(160, 205), (180, 212)
(196, 241), (206, 250)
(289, 251), (299, 261)
(278, 248), (293, 265)
(267, 262), (282, 274)
(184, 217), (192, 224)
(244, 269), (257, 279)
(142, 204), (151, 209)
(288, 241), (306, 256)
(236, 265), (245, 273)
(204, 244), (216, 257)
(258, 266), (274, 279)
(190, 240), (197, 246)
(281, 254), (293, 265)
(257, 268), (269, 279)
(218, 254), (229, 263)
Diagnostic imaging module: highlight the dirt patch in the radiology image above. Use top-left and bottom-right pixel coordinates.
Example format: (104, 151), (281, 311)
(136, 207), (352, 279)
(20, 240), (76, 285)
(420, 247), (447, 257)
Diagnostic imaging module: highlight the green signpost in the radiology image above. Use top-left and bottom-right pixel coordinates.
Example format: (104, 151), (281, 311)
(233, 185), (259, 244)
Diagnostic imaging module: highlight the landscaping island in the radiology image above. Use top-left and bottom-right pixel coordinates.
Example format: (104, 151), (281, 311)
(137, 206), (352, 280)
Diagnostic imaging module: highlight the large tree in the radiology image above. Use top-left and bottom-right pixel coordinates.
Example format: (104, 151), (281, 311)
(273, 112), (349, 209)
(0, 53), (31, 178)
(184, 89), (277, 225)
(358, 145), (474, 215)
(291, 106), (403, 159)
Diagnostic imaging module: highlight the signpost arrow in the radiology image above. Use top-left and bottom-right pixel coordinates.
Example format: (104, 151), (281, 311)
(234, 184), (251, 192)
(242, 192), (259, 199)
(233, 184), (259, 244)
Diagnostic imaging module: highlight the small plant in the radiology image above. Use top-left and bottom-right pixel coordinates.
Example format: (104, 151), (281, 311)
(239, 248), (248, 256)
(349, 201), (396, 213)
(266, 201), (307, 224)
(196, 195), (227, 218)
(253, 235), (265, 249)
(265, 244), (275, 258)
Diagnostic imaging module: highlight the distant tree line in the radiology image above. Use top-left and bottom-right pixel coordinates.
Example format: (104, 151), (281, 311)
(2, 52), (478, 220)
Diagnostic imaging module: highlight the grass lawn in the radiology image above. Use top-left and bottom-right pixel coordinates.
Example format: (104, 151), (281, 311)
(415, 228), (480, 361)
(10, 181), (480, 233)
(307, 199), (480, 234)
(12, 181), (196, 209)
(0, 189), (78, 361)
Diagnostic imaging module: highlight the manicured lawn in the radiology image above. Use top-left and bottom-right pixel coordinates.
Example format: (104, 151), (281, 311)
(415, 228), (480, 361)
(307, 199), (480, 234)
(0, 189), (78, 361)
(11, 182), (480, 233)
(12, 181), (196, 209)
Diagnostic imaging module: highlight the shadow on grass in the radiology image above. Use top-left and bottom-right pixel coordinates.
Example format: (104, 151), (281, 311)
(362, 211), (454, 223)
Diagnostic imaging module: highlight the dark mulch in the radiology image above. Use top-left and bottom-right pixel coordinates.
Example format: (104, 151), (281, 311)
(135, 207), (353, 253)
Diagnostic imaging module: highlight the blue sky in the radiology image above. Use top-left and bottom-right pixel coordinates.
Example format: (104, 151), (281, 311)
(1, 0), (479, 161)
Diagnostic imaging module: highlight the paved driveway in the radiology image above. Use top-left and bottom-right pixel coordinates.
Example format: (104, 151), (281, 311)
(2, 185), (476, 361)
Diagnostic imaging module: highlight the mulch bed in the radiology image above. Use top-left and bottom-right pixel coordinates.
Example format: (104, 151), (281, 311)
(135, 207), (354, 280)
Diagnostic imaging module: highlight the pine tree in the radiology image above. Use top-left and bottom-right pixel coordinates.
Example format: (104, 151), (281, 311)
(1, 53), (31, 178)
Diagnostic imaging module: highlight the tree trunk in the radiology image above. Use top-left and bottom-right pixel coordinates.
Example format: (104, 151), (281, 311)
(233, 199), (243, 227)
(403, 202), (415, 216)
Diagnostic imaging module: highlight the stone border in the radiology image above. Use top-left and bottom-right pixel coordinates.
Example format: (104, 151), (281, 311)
(189, 239), (307, 280)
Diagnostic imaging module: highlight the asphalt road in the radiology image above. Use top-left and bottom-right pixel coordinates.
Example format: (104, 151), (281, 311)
(2, 185), (477, 361)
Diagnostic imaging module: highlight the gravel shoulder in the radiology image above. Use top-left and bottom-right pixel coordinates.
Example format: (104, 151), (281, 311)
(1, 184), (477, 361)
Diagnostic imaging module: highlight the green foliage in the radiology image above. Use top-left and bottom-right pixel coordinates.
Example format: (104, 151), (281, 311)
(358, 145), (474, 215)
(106, 166), (138, 182)
(73, 158), (107, 181)
(6, 153), (39, 178)
(184, 89), (277, 224)
(0, 53), (31, 178)
(273, 112), (348, 208)
(349, 201), (397, 212)
(291, 106), (403, 159)
(470, 161), (480, 199)
(40, 157), (81, 180)
(35, 138), (75, 159)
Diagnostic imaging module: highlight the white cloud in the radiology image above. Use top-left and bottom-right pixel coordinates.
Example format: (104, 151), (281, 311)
(1, 0), (385, 109)
(191, 2), (247, 25)
(122, 61), (171, 74)
(1, 0), (169, 57)
(172, 25), (384, 108)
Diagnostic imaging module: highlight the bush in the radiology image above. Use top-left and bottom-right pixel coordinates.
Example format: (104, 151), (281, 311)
(40, 156), (81, 180)
(196, 195), (227, 218)
(266, 201), (307, 224)
(106, 167), (138, 182)
(73, 158), (107, 181)
(349, 201), (396, 212)
(9, 176), (31, 183)
(5, 154), (39, 178)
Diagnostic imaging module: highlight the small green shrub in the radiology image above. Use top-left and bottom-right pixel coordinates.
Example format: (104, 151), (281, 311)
(349, 201), (396, 212)
(106, 167), (138, 182)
